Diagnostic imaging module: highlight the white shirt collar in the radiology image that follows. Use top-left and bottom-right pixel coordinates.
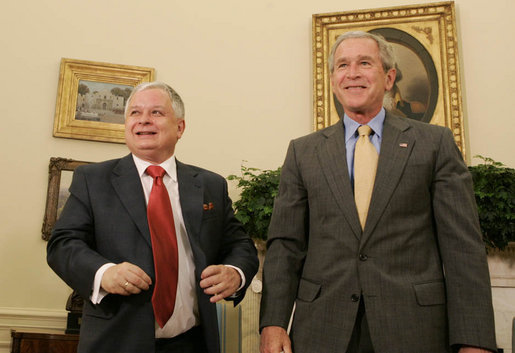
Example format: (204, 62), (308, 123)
(343, 107), (386, 143)
(131, 154), (178, 182)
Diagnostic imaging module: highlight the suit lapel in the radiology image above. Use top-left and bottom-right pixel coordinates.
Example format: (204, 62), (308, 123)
(111, 154), (152, 247)
(176, 161), (206, 267)
(317, 121), (362, 240)
(361, 113), (415, 246)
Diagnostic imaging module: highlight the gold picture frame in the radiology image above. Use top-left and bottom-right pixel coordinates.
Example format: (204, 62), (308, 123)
(42, 157), (91, 240)
(313, 1), (466, 157)
(53, 58), (155, 144)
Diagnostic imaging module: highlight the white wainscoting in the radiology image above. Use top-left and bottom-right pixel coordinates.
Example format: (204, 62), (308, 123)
(488, 243), (515, 353)
(0, 307), (67, 353)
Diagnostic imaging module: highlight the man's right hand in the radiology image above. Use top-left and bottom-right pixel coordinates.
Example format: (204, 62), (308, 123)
(260, 326), (292, 353)
(101, 262), (152, 295)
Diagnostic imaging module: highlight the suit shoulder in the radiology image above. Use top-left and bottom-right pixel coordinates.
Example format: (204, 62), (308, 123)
(410, 117), (447, 133)
(177, 161), (226, 183)
(290, 121), (343, 150)
(386, 112), (450, 140)
(410, 119), (453, 145)
(72, 157), (133, 185)
(74, 157), (122, 174)
(295, 123), (340, 142)
(387, 111), (446, 131)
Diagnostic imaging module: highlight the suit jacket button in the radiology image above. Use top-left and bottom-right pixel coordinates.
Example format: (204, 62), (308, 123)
(351, 294), (360, 302)
(359, 253), (368, 261)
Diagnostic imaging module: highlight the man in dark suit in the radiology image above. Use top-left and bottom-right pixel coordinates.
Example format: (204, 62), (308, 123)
(259, 31), (496, 353)
(47, 81), (258, 353)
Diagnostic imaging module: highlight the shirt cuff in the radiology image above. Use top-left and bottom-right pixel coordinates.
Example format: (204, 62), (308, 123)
(224, 265), (246, 296)
(90, 263), (115, 304)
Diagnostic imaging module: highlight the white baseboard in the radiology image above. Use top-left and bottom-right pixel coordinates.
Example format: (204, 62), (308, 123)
(0, 307), (67, 353)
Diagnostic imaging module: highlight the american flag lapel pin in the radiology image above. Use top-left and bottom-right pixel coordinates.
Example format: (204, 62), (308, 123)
(399, 143), (408, 148)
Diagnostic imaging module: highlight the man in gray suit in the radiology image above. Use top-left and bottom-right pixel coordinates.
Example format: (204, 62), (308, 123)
(259, 31), (496, 353)
(47, 81), (258, 353)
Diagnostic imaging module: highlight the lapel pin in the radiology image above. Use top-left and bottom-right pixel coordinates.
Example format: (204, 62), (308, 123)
(399, 143), (408, 148)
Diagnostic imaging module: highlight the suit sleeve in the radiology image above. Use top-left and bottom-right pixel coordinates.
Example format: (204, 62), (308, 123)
(216, 176), (259, 305)
(47, 166), (111, 300)
(431, 128), (497, 351)
(260, 140), (308, 330)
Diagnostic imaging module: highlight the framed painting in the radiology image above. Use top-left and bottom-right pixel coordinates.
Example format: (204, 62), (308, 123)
(42, 157), (92, 240)
(53, 58), (155, 144)
(312, 1), (466, 157)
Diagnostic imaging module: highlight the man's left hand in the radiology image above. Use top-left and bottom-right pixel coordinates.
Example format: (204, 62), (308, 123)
(200, 265), (241, 303)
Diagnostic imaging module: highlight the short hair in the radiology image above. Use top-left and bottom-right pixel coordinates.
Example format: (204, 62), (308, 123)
(125, 81), (185, 119)
(328, 31), (396, 74)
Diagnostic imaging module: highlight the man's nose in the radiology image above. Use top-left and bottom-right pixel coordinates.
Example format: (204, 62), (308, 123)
(138, 111), (153, 124)
(346, 63), (360, 78)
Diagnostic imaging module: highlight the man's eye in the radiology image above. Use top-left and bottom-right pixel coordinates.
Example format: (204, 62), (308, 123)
(129, 110), (139, 116)
(338, 63), (347, 68)
(360, 61), (370, 66)
(152, 110), (163, 116)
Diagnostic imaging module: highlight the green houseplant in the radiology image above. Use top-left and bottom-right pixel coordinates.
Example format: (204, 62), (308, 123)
(468, 155), (514, 251)
(227, 164), (281, 242)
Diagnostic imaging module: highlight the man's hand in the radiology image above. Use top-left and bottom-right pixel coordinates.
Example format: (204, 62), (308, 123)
(260, 326), (292, 353)
(101, 262), (152, 295)
(200, 265), (241, 303)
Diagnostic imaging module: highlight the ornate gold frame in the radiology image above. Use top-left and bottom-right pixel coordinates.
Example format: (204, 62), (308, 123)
(53, 58), (154, 144)
(42, 157), (91, 240)
(313, 1), (466, 157)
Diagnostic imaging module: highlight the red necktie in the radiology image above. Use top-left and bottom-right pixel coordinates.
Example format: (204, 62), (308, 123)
(146, 165), (179, 328)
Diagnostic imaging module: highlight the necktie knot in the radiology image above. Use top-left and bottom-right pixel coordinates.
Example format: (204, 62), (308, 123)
(358, 125), (373, 137)
(146, 166), (166, 186)
(146, 165), (166, 179)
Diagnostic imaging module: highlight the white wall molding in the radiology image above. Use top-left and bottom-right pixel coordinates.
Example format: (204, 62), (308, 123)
(488, 244), (515, 352)
(0, 307), (67, 353)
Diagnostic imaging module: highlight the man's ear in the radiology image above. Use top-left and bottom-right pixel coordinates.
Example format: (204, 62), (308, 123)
(177, 119), (186, 138)
(385, 68), (396, 91)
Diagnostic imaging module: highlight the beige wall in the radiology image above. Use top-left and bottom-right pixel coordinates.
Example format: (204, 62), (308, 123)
(0, 0), (513, 345)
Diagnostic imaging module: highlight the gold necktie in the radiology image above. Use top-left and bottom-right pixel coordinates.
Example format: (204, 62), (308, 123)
(354, 125), (378, 230)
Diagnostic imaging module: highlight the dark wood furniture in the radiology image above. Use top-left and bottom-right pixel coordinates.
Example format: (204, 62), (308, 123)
(10, 329), (78, 353)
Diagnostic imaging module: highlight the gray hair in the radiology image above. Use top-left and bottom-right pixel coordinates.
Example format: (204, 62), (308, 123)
(125, 81), (185, 119)
(328, 31), (396, 73)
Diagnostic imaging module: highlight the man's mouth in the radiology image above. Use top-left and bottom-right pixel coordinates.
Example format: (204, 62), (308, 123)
(136, 131), (156, 135)
(345, 85), (366, 90)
